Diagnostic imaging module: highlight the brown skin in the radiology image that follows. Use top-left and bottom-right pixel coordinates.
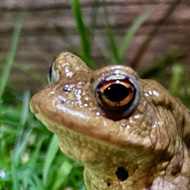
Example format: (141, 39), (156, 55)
(30, 52), (190, 190)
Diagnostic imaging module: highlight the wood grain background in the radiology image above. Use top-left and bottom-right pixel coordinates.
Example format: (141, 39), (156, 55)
(0, 0), (190, 92)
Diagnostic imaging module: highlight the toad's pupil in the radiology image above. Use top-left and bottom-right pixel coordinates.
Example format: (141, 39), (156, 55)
(103, 83), (131, 102)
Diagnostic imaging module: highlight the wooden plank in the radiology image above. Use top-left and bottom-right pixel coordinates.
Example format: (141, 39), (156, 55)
(0, 0), (189, 92)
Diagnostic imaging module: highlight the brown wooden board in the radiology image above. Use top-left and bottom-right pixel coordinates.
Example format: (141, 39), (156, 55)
(0, 0), (189, 93)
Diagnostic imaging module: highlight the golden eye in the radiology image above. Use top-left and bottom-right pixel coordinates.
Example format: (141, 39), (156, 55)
(94, 74), (140, 118)
(98, 80), (135, 108)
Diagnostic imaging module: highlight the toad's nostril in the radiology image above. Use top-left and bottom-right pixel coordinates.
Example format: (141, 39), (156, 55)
(107, 181), (111, 186)
(115, 167), (128, 181)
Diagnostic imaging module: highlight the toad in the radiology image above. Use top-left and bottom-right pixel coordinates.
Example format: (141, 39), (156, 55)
(30, 52), (190, 190)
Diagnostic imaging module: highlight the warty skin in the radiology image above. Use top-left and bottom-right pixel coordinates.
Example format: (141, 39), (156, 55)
(30, 52), (190, 190)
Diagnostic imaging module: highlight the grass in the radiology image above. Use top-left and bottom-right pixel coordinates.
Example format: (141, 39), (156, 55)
(0, 8), (84, 190)
(0, 12), (24, 103)
(72, 0), (94, 69)
(0, 0), (189, 190)
(102, 2), (152, 65)
(0, 91), (84, 190)
(71, 0), (152, 68)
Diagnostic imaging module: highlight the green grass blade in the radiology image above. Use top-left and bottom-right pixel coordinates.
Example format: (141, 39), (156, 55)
(181, 78), (190, 107)
(72, 0), (95, 69)
(32, 173), (44, 190)
(43, 135), (59, 185)
(15, 91), (30, 153)
(0, 139), (7, 169)
(20, 91), (30, 126)
(27, 138), (44, 168)
(52, 161), (73, 190)
(11, 153), (20, 190)
(103, 0), (119, 64)
(13, 91), (32, 165)
(119, 10), (151, 63)
(0, 11), (24, 101)
(14, 128), (33, 167)
(169, 64), (184, 96)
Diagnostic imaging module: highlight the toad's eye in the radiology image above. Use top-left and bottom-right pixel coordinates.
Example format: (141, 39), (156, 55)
(94, 74), (140, 118)
(48, 62), (60, 83)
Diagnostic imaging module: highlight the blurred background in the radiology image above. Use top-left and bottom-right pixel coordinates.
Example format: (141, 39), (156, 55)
(1, 0), (190, 93)
(0, 0), (190, 190)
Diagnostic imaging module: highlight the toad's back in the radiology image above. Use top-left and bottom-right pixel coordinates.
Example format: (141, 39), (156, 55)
(30, 52), (190, 190)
